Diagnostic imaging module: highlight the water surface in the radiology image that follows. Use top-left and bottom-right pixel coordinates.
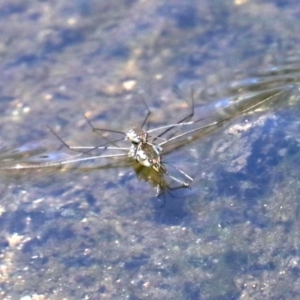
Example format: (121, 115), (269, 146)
(1, 0), (300, 299)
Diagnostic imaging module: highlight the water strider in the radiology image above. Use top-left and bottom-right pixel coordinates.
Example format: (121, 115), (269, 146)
(0, 84), (293, 196)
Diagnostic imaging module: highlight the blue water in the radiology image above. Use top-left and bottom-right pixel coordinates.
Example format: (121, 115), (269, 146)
(0, 0), (300, 299)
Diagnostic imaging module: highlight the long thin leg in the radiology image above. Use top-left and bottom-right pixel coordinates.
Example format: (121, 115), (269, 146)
(83, 115), (130, 153)
(140, 96), (152, 129)
(47, 125), (127, 154)
(158, 120), (225, 147)
(157, 182), (192, 203)
(84, 115), (125, 136)
(158, 88), (288, 150)
(3, 151), (129, 170)
(146, 122), (194, 135)
(152, 87), (195, 142)
(162, 161), (194, 182)
(83, 97), (152, 135)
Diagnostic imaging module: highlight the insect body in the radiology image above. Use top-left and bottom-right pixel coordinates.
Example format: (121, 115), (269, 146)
(0, 87), (290, 196)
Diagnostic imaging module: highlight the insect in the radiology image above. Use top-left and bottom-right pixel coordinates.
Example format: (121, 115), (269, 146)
(0, 93), (218, 196)
(41, 96), (203, 193)
(0, 86), (290, 196)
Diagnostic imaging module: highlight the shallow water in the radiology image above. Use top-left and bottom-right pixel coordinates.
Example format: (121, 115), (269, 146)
(1, 0), (300, 299)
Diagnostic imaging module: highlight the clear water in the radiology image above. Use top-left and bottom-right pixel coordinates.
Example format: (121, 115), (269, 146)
(0, 0), (300, 299)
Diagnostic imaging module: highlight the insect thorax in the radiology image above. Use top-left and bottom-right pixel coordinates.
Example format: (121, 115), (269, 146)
(126, 127), (148, 144)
